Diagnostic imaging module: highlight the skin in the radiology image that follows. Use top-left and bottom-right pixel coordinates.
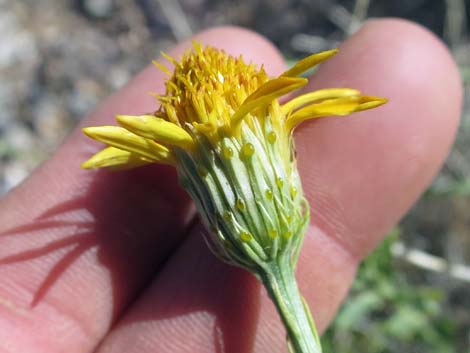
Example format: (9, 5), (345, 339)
(0, 18), (462, 353)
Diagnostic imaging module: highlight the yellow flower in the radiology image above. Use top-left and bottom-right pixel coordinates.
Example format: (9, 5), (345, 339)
(82, 43), (386, 353)
(82, 43), (385, 265)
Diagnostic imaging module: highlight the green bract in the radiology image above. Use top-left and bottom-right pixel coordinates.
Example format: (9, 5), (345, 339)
(177, 115), (309, 273)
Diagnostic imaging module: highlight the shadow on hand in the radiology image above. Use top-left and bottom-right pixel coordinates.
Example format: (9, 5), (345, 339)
(1, 165), (263, 353)
(0, 165), (191, 318)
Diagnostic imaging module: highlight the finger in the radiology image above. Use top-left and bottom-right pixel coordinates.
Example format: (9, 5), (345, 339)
(96, 19), (462, 353)
(0, 27), (286, 353)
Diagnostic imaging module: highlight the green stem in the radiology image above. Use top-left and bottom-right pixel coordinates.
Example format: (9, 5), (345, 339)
(261, 257), (322, 353)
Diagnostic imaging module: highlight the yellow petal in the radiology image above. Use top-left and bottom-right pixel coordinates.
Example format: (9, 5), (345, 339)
(286, 97), (361, 131)
(286, 95), (388, 131)
(231, 77), (307, 124)
(355, 96), (388, 111)
(82, 126), (173, 163)
(281, 88), (361, 115)
(116, 115), (195, 150)
(281, 49), (338, 77)
(81, 146), (153, 170)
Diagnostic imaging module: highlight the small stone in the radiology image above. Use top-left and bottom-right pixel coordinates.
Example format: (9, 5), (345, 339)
(81, 0), (114, 19)
(2, 161), (28, 196)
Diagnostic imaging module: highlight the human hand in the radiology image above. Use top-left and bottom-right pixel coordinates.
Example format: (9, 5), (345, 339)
(0, 19), (462, 353)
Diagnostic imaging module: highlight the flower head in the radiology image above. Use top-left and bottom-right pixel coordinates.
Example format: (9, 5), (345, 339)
(82, 43), (386, 273)
(82, 43), (387, 353)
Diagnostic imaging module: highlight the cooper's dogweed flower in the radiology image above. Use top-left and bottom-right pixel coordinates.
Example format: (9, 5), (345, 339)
(82, 43), (386, 353)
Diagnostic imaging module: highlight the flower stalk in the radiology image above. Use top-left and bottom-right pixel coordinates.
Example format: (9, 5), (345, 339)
(261, 258), (322, 353)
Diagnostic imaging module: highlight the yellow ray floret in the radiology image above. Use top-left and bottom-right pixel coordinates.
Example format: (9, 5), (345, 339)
(231, 76), (308, 125)
(281, 48), (338, 77)
(81, 146), (153, 170)
(116, 115), (195, 150)
(281, 88), (361, 115)
(82, 126), (174, 165)
(355, 96), (389, 111)
(285, 95), (387, 131)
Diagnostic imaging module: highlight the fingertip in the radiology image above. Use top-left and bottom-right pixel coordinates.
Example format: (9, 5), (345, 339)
(353, 17), (463, 167)
(358, 18), (462, 104)
(300, 16), (463, 176)
(294, 18), (463, 258)
(317, 17), (463, 129)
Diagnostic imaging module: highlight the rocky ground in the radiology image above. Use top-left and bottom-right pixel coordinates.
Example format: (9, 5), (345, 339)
(0, 0), (468, 351)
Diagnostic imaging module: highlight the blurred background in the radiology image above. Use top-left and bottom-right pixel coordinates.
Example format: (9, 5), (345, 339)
(0, 0), (468, 352)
